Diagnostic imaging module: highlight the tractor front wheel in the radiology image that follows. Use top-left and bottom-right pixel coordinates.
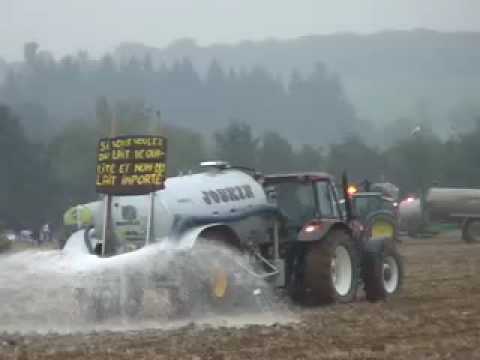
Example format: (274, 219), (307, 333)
(363, 240), (403, 301)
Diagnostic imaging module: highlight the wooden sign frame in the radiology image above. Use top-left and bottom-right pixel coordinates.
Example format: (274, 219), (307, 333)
(96, 135), (167, 196)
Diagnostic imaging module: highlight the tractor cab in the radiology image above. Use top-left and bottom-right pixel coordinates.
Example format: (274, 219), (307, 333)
(262, 173), (346, 241)
(348, 191), (399, 243)
(350, 192), (398, 221)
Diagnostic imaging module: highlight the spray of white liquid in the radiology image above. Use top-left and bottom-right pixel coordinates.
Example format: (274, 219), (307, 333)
(0, 231), (295, 334)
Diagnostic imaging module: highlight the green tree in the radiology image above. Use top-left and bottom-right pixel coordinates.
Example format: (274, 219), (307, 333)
(214, 121), (259, 168)
(384, 132), (444, 194)
(328, 136), (385, 182)
(113, 98), (152, 135)
(23, 42), (39, 65)
(162, 125), (207, 176)
(381, 117), (416, 147)
(95, 96), (113, 136)
(0, 105), (53, 229)
(294, 144), (324, 172)
(47, 121), (98, 211)
(440, 119), (480, 187)
(96, 97), (155, 137)
(258, 131), (295, 173)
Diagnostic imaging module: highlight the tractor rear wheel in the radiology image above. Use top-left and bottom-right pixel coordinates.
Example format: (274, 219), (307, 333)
(301, 230), (360, 305)
(363, 240), (403, 301)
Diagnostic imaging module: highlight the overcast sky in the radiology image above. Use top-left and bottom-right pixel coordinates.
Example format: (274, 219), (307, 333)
(1, 0), (479, 61)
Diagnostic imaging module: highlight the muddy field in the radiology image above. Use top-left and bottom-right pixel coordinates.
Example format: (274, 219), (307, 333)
(2, 232), (480, 360)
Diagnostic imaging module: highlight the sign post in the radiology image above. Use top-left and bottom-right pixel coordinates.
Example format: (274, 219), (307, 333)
(95, 135), (167, 255)
(146, 192), (155, 245)
(101, 195), (112, 256)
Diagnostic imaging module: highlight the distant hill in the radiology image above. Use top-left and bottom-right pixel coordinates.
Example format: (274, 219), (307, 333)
(114, 30), (480, 135)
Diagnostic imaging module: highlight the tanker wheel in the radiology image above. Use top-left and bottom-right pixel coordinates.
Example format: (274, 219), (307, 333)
(182, 231), (243, 315)
(203, 243), (245, 313)
(363, 240), (403, 302)
(462, 218), (480, 243)
(301, 231), (360, 305)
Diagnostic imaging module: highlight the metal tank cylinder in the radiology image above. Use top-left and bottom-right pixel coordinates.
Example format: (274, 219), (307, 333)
(426, 188), (480, 222)
(93, 169), (268, 245)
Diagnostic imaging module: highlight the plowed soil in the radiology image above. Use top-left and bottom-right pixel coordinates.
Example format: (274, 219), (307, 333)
(2, 233), (480, 360)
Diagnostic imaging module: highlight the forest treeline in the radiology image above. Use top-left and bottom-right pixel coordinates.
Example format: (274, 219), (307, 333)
(0, 42), (365, 147)
(1, 101), (479, 232)
(114, 31), (480, 132)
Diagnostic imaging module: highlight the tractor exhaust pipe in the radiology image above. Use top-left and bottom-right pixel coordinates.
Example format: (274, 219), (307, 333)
(342, 172), (353, 222)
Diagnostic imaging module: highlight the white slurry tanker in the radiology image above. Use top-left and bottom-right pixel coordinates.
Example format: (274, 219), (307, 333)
(66, 164), (270, 254)
(63, 162), (403, 319)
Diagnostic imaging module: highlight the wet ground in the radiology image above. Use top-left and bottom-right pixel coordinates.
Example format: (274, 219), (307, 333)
(2, 232), (480, 359)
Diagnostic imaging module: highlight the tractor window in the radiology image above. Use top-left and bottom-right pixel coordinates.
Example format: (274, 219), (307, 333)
(353, 197), (370, 218)
(353, 196), (382, 218)
(274, 182), (316, 225)
(316, 181), (336, 218)
(383, 199), (396, 212)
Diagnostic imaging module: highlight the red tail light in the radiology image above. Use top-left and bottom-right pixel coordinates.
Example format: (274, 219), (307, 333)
(299, 220), (327, 241)
(301, 220), (324, 233)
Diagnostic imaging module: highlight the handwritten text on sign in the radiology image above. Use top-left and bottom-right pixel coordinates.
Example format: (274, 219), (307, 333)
(96, 135), (167, 195)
